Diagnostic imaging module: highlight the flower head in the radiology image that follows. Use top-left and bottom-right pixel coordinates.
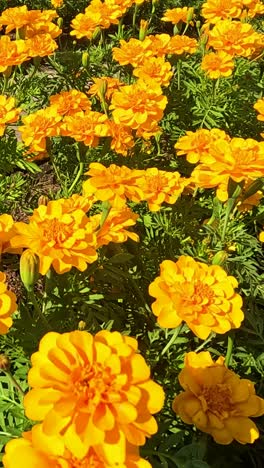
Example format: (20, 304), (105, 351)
(0, 214), (18, 255)
(175, 128), (230, 164)
(172, 351), (264, 444)
(0, 95), (20, 137)
(11, 198), (98, 275)
(26, 34), (58, 58)
(62, 111), (109, 147)
(201, 0), (243, 24)
(0, 36), (29, 73)
(49, 90), (92, 117)
(88, 76), (124, 102)
(0, 271), (17, 334)
(92, 205), (139, 247)
(112, 37), (154, 67)
(162, 7), (194, 25)
(23, 330), (164, 457)
(106, 120), (135, 156)
(19, 107), (62, 153)
(133, 57), (173, 88)
(149, 256), (244, 339)
(167, 35), (198, 55)
(201, 51), (234, 79)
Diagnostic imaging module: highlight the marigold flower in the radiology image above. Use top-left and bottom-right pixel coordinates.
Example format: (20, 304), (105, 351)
(175, 128), (230, 164)
(26, 33), (57, 58)
(10, 199), (98, 275)
(83, 163), (143, 207)
(112, 37), (154, 67)
(201, 0), (243, 24)
(0, 36), (29, 73)
(254, 97), (264, 121)
(88, 76), (124, 101)
(0, 271), (17, 334)
(92, 205), (139, 247)
(23, 330), (164, 456)
(149, 256), (244, 339)
(25, 21), (61, 40)
(207, 19), (261, 57)
(245, 0), (264, 18)
(110, 81), (167, 134)
(71, 0), (122, 39)
(19, 107), (62, 153)
(172, 351), (264, 444)
(49, 90), (92, 116)
(138, 168), (189, 212)
(167, 35), (198, 55)
(162, 7), (194, 25)
(236, 179), (263, 212)
(146, 34), (171, 57)
(191, 138), (264, 201)
(106, 120), (135, 156)
(70, 12), (101, 40)
(62, 111), (109, 147)
(0, 7), (57, 34)
(0, 95), (20, 136)
(0, 214), (18, 255)
(51, 0), (64, 7)
(201, 51), (234, 79)
(133, 57), (173, 87)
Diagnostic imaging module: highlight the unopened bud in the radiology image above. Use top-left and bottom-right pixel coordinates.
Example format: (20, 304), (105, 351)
(78, 320), (86, 330)
(0, 354), (10, 371)
(82, 51), (89, 68)
(211, 250), (228, 266)
(187, 7), (194, 23)
(57, 17), (63, 30)
(20, 250), (39, 292)
(38, 195), (49, 207)
(139, 20), (148, 41)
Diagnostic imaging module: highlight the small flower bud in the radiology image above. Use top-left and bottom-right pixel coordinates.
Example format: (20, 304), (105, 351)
(0, 354), (10, 371)
(139, 20), (148, 41)
(20, 250), (39, 292)
(211, 251), (228, 266)
(78, 320), (86, 330)
(187, 7), (194, 23)
(38, 195), (49, 207)
(82, 51), (89, 68)
(57, 17), (63, 30)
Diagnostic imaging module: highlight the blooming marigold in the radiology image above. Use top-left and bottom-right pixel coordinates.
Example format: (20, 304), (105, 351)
(10, 199), (98, 275)
(23, 330), (164, 457)
(175, 128), (230, 164)
(0, 271), (17, 334)
(62, 111), (109, 147)
(172, 351), (264, 444)
(0, 7), (57, 34)
(19, 107), (62, 153)
(0, 36), (29, 73)
(49, 90), (92, 117)
(70, 12), (101, 40)
(83, 163), (143, 207)
(51, 0), (64, 8)
(106, 120), (135, 156)
(25, 21), (61, 40)
(92, 205), (139, 247)
(133, 57), (173, 88)
(146, 34), (171, 58)
(26, 33), (57, 58)
(201, 0), (243, 24)
(167, 35), (198, 55)
(254, 97), (264, 121)
(201, 51), (234, 79)
(161, 7), (194, 25)
(110, 81), (167, 135)
(0, 95), (20, 136)
(112, 37), (154, 67)
(149, 255), (244, 339)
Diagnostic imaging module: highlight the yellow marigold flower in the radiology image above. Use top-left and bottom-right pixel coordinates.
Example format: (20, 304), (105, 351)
(10, 199), (98, 275)
(149, 256), (244, 339)
(25, 21), (61, 40)
(167, 35), (198, 55)
(175, 128), (230, 164)
(146, 34), (171, 57)
(88, 76), (124, 101)
(201, 51), (234, 79)
(172, 351), (264, 444)
(26, 33), (57, 58)
(201, 0), (243, 24)
(71, 0), (122, 39)
(107, 120), (135, 156)
(245, 0), (264, 18)
(3, 425), (152, 467)
(0, 214), (20, 255)
(110, 81), (167, 133)
(83, 162), (143, 207)
(0, 36), (29, 72)
(192, 138), (264, 201)
(207, 19), (261, 57)
(23, 330), (164, 456)
(0, 95), (20, 136)
(162, 7), (194, 25)
(138, 168), (188, 212)
(254, 97), (264, 121)
(0, 7), (57, 34)
(62, 111), (109, 147)
(70, 12), (100, 40)
(49, 90), (92, 116)
(133, 57), (173, 87)
(62, 193), (95, 214)
(19, 107), (62, 153)
(112, 37), (154, 67)
(0, 271), (17, 334)
(92, 205), (139, 247)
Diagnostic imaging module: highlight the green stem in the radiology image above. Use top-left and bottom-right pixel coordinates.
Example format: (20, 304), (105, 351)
(5, 371), (25, 397)
(161, 324), (182, 356)
(177, 60), (181, 90)
(221, 184), (242, 243)
(28, 291), (51, 331)
(225, 332), (234, 367)
(132, 4), (138, 33)
(68, 143), (84, 195)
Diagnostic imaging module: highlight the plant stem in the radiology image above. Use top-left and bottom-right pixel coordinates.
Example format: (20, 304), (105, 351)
(221, 184), (242, 243)
(161, 324), (182, 356)
(225, 332), (234, 367)
(68, 143), (84, 195)
(5, 371), (25, 397)
(28, 290), (51, 331)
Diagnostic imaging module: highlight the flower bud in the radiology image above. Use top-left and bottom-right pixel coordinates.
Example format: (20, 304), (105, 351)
(82, 51), (89, 68)
(78, 320), (86, 330)
(211, 251), (228, 266)
(187, 7), (194, 23)
(57, 17), (63, 30)
(0, 354), (10, 371)
(139, 20), (148, 41)
(20, 250), (39, 292)
(38, 195), (49, 207)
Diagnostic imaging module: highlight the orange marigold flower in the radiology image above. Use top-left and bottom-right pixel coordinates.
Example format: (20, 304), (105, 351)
(88, 76), (124, 102)
(0, 214), (20, 256)
(112, 37), (154, 67)
(245, 0), (264, 18)
(51, 0), (64, 7)
(49, 90), (92, 116)
(26, 33), (57, 58)
(70, 12), (100, 40)
(149, 255), (244, 339)
(0, 7), (57, 34)
(167, 35), (198, 55)
(0, 36), (29, 72)
(133, 57), (173, 87)
(207, 19), (261, 57)
(62, 111), (109, 147)
(106, 120), (135, 156)
(10, 199), (98, 275)
(92, 205), (139, 247)
(191, 138), (264, 201)
(0, 95), (20, 136)
(0, 271), (17, 334)
(201, 0), (243, 24)
(3, 424), (152, 467)
(175, 128), (230, 164)
(146, 34), (171, 57)
(19, 107), (62, 153)
(172, 351), (264, 444)
(110, 81), (167, 133)
(23, 330), (164, 456)
(83, 162), (143, 207)
(161, 7), (194, 25)
(201, 51), (234, 79)
(25, 21), (61, 40)
(138, 168), (189, 212)
(254, 97), (264, 121)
